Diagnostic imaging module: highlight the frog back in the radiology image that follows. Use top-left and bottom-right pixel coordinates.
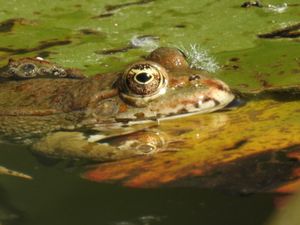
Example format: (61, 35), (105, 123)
(0, 77), (104, 116)
(0, 76), (115, 138)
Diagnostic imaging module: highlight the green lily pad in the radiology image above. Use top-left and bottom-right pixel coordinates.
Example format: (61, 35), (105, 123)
(0, 0), (299, 82)
(216, 41), (300, 92)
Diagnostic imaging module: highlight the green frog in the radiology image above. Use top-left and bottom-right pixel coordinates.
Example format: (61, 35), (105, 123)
(0, 47), (234, 162)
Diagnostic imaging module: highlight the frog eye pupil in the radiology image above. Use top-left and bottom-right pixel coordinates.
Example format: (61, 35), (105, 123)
(134, 72), (153, 84)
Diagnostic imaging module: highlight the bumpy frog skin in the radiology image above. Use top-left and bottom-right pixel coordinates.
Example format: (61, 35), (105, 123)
(0, 47), (234, 161)
(0, 57), (85, 79)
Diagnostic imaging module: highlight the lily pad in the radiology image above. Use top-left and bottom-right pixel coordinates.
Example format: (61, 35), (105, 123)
(0, 0), (299, 78)
(216, 41), (300, 92)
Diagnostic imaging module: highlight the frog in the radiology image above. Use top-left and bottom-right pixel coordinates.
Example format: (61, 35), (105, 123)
(0, 47), (235, 163)
(0, 57), (85, 79)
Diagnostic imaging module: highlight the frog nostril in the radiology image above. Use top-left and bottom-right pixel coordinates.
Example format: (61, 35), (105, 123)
(189, 74), (201, 81)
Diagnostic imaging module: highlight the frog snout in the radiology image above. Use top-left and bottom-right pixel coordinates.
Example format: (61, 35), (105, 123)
(204, 79), (234, 107)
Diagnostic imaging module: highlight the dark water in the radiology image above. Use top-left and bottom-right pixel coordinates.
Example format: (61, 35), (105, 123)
(0, 143), (276, 225)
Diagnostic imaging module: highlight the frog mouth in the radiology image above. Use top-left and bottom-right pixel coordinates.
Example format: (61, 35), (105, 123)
(154, 88), (235, 121)
(115, 85), (235, 123)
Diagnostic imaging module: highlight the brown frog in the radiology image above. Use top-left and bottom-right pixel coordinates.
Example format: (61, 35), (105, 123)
(0, 47), (234, 161)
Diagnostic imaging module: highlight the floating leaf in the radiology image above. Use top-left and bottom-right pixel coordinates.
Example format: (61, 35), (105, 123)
(83, 98), (300, 192)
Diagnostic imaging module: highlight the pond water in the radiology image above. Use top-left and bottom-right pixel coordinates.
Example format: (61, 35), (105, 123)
(0, 0), (300, 225)
(0, 143), (275, 225)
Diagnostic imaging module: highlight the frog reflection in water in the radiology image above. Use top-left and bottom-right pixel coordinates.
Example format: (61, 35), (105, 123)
(0, 47), (234, 161)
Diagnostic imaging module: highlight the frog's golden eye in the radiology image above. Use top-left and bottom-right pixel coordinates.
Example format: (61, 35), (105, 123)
(119, 61), (168, 107)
